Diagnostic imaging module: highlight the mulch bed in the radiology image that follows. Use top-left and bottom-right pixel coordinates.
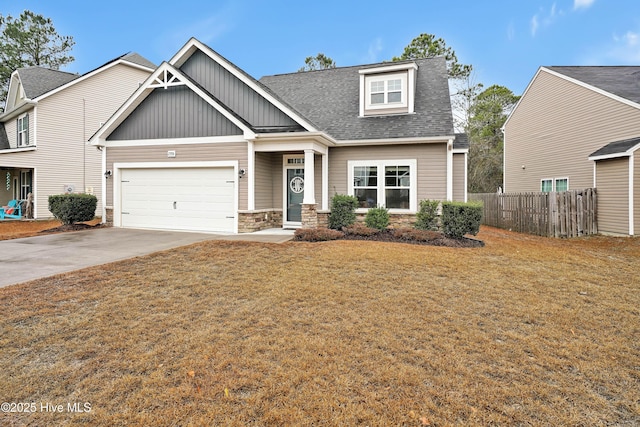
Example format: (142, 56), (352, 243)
(342, 229), (484, 247)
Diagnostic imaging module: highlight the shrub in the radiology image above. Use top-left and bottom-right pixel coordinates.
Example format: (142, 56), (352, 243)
(392, 227), (442, 242)
(343, 223), (379, 237)
(415, 199), (440, 231)
(48, 194), (98, 225)
(441, 201), (483, 239)
(294, 227), (344, 242)
(328, 194), (358, 229)
(364, 206), (389, 230)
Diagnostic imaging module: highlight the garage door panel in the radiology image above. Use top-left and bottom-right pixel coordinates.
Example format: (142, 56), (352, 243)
(120, 167), (235, 233)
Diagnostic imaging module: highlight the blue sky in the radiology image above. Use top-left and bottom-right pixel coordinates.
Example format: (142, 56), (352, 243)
(3, 0), (640, 95)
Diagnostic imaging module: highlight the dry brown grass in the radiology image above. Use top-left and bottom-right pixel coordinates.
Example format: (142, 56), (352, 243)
(0, 226), (638, 426)
(0, 219), (101, 240)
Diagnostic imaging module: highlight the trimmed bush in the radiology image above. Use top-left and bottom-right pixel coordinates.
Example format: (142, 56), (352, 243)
(328, 194), (358, 230)
(294, 227), (344, 242)
(48, 194), (98, 225)
(364, 205), (389, 230)
(415, 199), (440, 231)
(441, 201), (483, 239)
(343, 223), (379, 237)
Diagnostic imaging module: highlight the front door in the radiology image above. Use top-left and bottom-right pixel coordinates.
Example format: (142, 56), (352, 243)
(286, 168), (304, 223)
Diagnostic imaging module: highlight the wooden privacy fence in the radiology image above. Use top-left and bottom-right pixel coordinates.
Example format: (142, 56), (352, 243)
(469, 189), (597, 238)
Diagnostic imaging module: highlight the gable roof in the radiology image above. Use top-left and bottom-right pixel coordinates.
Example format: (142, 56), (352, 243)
(16, 67), (78, 99)
(547, 66), (640, 105)
(259, 57), (454, 141)
(588, 136), (640, 160)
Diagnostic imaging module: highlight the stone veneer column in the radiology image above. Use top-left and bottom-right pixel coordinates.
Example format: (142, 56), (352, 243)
(301, 203), (318, 228)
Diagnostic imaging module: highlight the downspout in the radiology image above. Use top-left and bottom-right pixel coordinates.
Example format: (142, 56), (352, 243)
(446, 138), (453, 201)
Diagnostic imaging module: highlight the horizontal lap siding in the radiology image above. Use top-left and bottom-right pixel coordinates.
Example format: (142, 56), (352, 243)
(106, 142), (248, 210)
(19, 65), (151, 218)
(452, 153), (466, 201)
(254, 152), (275, 210)
(328, 144), (447, 203)
(505, 70), (640, 193)
(596, 158), (629, 235)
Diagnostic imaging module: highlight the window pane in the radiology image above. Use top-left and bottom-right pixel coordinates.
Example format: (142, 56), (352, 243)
(371, 81), (384, 92)
(541, 180), (552, 192)
(388, 79), (401, 91)
(385, 189), (410, 209)
(388, 91), (401, 103)
(555, 179), (568, 192)
(355, 188), (377, 208)
(385, 166), (410, 186)
(371, 93), (384, 104)
(354, 166), (377, 187)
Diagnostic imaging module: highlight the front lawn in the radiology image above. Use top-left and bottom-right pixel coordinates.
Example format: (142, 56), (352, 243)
(0, 227), (638, 425)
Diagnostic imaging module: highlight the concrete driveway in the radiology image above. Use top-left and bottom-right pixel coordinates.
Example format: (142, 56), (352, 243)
(0, 227), (293, 288)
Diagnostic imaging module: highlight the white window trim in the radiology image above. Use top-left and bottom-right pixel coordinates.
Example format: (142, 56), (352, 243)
(359, 63), (417, 116)
(348, 159), (417, 212)
(541, 177), (569, 192)
(17, 113), (29, 147)
(364, 72), (408, 111)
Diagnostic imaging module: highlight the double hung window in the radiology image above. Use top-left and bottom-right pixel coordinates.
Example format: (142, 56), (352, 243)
(17, 114), (29, 146)
(349, 160), (416, 211)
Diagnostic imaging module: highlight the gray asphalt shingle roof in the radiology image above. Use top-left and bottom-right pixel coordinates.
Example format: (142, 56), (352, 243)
(589, 136), (640, 157)
(17, 52), (155, 101)
(260, 57), (454, 141)
(18, 67), (78, 99)
(547, 66), (640, 104)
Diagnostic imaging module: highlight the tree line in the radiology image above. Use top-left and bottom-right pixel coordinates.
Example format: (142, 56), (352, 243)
(1, 11), (517, 193)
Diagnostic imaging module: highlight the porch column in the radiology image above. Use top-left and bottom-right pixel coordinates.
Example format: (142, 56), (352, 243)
(247, 141), (255, 210)
(322, 152), (328, 210)
(303, 149), (315, 204)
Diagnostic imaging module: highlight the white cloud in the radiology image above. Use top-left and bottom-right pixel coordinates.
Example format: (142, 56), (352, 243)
(530, 15), (539, 36)
(530, 3), (563, 37)
(609, 30), (640, 62)
(574, 0), (595, 10)
(366, 37), (384, 63)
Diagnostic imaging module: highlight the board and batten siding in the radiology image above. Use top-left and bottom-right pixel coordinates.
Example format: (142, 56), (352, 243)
(108, 86), (243, 140)
(106, 142), (248, 210)
(596, 157), (630, 235)
(504, 69), (640, 193)
(2, 63), (151, 218)
(328, 144), (449, 204)
(180, 50), (300, 128)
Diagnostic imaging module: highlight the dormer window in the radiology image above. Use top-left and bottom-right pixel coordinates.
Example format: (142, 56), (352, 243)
(359, 62), (417, 117)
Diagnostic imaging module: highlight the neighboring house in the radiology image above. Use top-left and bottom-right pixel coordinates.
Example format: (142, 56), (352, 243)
(503, 66), (640, 236)
(0, 53), (155, 219)
(89, 38), (468, 233)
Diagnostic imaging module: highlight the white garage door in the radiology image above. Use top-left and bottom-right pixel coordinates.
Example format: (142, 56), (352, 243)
(120, 167), (235, 233)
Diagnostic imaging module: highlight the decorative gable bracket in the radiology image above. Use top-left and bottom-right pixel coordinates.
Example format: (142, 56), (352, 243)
(149, 69), (185, 89)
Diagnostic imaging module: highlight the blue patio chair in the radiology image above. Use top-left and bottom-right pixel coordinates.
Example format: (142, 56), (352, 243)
(0, 200), (23, 220)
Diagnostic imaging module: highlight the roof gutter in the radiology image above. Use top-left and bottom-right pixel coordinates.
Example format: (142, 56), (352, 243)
(0, 100), (37, 121)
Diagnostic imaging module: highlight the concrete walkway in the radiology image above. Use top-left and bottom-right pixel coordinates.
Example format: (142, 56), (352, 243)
(0, 227), (294, 288)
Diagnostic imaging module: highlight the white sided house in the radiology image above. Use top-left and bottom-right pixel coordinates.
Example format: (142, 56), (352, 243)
(0, 53), (155, 219)
(504, 66), (640, 236)
(90, 38), (468, 233)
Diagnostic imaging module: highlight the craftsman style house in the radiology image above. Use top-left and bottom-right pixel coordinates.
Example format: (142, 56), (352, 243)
(90, 38), (468, 233)
(504, 66), (640, 235)
(0, 53), (155, 218)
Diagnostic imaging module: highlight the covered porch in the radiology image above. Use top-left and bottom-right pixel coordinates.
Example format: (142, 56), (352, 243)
(238, 134), (331, 233)
(0, 167), (33, 219)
